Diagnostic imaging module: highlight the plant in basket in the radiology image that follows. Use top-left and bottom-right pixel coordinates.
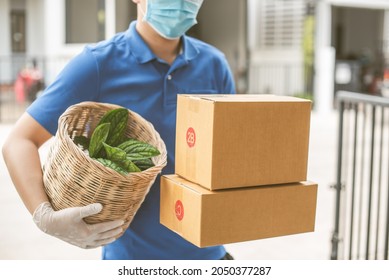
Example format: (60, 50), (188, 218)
(73, 107), (161, 175)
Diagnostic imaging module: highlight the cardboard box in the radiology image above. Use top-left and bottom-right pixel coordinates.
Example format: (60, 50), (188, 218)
(160, 174), (318, 248)
(175, 94), (312, 190)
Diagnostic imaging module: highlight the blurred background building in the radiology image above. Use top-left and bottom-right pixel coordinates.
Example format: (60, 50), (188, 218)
(1, 0), (389, 120)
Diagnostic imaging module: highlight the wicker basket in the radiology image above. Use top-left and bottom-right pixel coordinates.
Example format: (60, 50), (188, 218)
(43, 101), (167, 237)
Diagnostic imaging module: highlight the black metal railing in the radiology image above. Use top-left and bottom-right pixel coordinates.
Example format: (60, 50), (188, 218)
(331, 91), (389, 260)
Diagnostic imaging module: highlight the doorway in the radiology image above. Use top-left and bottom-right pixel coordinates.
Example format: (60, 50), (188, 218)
(189, 0), (248, 93)
(332, 6), (385, 95)
(10, 10), (26, 53)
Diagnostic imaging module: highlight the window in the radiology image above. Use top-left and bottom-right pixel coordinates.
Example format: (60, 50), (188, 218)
(256, 0), (306, 49)
(65, 0), (105, 43)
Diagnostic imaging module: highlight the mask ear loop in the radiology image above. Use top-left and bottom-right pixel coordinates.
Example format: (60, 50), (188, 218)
(185, 0), (204, 5)
(138, 1), (147, 22)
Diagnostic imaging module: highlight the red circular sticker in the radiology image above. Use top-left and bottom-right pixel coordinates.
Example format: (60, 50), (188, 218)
(186, 127), (196, 148)
(175, 200), (184, 221)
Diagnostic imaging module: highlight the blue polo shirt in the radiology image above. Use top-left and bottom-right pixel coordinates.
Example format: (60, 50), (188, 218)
(27, 21), (236, 259)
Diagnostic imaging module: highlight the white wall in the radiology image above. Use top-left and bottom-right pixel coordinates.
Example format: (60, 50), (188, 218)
(314, 0), (335, 114)
(0, 0), (10, 56)
(26, 0), (45, 57)
(105, 0), (116, 39)
(42, 0), (83, 83)
(0, 0), (11, 84)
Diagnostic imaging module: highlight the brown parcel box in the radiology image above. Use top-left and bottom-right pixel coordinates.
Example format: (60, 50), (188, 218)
(160, 174), (318, 248)
(175, 94), (312, 190)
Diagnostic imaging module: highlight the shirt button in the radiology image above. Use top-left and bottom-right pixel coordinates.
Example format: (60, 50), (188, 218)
(167, 75), (172, 80)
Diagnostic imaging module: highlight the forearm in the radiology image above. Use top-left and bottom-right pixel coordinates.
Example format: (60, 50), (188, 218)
(2, 113), (123, 248)
(2, 137), (49, 215)
(3, 134), (124, 249)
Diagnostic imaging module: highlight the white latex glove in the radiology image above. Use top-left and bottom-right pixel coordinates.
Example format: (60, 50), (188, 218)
(32, 202), (124, 249)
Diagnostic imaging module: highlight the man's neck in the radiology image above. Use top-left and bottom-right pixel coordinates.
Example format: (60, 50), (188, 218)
(135, 21), (181, 65)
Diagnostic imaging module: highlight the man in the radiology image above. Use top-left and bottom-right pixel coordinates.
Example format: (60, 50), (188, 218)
(2, 0), (235, 259)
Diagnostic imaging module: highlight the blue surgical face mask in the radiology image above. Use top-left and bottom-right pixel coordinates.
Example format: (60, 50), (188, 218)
(141, 0), (204, 40)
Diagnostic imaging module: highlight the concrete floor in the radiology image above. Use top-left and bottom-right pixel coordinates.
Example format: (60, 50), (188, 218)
(0, 110), (338, 260)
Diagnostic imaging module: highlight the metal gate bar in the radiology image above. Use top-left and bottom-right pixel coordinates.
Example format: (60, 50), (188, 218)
(331, 91), (389, 260)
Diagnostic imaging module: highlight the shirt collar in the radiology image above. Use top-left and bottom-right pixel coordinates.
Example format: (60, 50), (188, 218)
(126, 21), (199, 64)
(181, 35), (199, 62)
(127, 21), (156, 64)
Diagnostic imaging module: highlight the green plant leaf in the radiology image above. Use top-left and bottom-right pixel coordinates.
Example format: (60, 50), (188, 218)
(118, 139), (160, 160)
(133, 158), (155, 171)
(88, 123), (110, 158)
(121, 158), (142, 173)
(102, 143), (127, 163)
(97, 108), (129, 146)
(95, 158), (128, 175)
(117, 134), (130, 146)
(73, 135), (90, 150)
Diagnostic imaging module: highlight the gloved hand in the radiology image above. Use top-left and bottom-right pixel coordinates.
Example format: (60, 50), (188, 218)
(32, 201), (124, 249)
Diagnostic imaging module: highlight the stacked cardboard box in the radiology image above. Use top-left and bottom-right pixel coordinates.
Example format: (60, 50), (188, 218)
(160, 94), (318, 248)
